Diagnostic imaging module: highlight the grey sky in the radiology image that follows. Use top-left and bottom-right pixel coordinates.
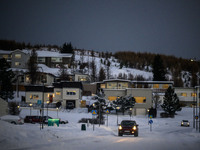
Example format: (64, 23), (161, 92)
(0, 0), (200, 59)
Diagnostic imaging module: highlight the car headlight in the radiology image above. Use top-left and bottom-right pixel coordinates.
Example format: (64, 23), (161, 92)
(133, 126), (137, 130)
(119, 125), (122, 130)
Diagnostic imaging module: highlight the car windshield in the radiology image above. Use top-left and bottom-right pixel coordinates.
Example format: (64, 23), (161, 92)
(121, 121), (136, 126)
(182, 120), (188, 122)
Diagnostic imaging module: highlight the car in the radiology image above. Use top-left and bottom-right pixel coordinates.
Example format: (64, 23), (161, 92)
(0, 115), (24, 125)
(181, 120), (190, 127)
(118, 120), (139, 137)
(24, 116), (41, 123)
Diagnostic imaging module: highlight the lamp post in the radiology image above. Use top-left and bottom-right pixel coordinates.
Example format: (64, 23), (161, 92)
(196, 73), (200, 133)
(129, 108), (133, 120)
(56, 107), (59, 118)
(38, 66), (45, 129)
(47, 101), (49, 116)
(116, 106), (120, 125)
(29, 103), (32, 116)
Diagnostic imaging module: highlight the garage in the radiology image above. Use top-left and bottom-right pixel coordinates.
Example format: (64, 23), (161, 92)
(66, 100), (75, 109)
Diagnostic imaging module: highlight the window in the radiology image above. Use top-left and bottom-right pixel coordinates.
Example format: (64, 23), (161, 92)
(15, 54), (21, 59)
(162, 84), (169, 89)
(30, 95), (39, 99)
(56, 91), (61, 95)
(37, 57), (45, 63)
(153, 84), (159, 89)
(108, 96), (117, 101)
(135, 97), (146, 103)
(66, 91), (76, 95)
(15, 62), (21, 66)
(107, 82), (117, 89)
(191, 93), (196, 97)
(51, 57), (62, 62)
(181, 93), (187, 97)
(100, 84), (105, 89)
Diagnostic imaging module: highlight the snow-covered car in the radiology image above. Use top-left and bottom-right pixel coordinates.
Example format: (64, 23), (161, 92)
(118, 120), (139, 137)
(0, 115), (24, 125)
(181, 120), (190, 127)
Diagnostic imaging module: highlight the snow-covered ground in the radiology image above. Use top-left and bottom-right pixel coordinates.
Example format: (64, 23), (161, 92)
(0, 107), (199, 150)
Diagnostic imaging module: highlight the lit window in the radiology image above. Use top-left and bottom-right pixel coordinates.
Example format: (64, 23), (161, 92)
(30, 95), (39, 99)
(108, 96), (117, 101)
(100, 84), (105, 89)
(153, 84), (159, 89)
(181, 93), (187, 97)
(162, 84), (169, 89)
(15, 62), (21, 66)
(135, 97), (146, 103)
(191, 93), (196, 97)
(56, 91), (61, 95)
(15, 54), (21, 59)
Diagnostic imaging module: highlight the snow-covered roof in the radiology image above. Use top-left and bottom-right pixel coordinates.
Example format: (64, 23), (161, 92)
(0, 50), (12, 55)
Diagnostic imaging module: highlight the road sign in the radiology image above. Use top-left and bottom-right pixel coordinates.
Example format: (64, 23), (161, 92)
(195, 116), (198, 120)
(149, 120), (153, 124)
(92, 110), (97, 115)
(149, 115), (153, 119)
(106, 109), (110, 114)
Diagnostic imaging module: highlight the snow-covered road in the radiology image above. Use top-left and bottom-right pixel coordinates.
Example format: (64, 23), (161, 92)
(0, 107), (200, 150)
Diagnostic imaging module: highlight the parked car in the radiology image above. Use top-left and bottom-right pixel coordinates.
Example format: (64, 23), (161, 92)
(24, 116), (41, 123)
(118, 120), (139, 137)
(181, 120), (190, 127)
(0, 115), (24, 125)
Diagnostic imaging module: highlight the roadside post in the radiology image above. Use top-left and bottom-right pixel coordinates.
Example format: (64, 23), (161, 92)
(149, 119), (153, 131)
(92, 110), (97, 131)
(106, 109), (110, 126)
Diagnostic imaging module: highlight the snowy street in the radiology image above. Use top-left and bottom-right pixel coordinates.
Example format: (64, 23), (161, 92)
(0, 107), (200, 150)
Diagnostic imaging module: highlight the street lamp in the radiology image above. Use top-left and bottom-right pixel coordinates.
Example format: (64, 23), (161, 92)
(116, 106), (120, 125)
(129, 108), (133, 120)
(47, 101), (49, 116)
(29, 103), (33, 116)
(56, 107), (59, 118)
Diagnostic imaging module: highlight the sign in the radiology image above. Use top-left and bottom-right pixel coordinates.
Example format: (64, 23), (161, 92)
(195, 116), (199, 120)
(149, 115), (153, 119)
(106, 109), (110, 114)
(48, 119), (59, 127)
(149, 120), (153, 124)
(37, 100), (42, 105)
(92, 110), (97, 115)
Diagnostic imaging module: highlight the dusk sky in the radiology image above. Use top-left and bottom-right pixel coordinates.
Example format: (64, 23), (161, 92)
(0, 0), (200, 59)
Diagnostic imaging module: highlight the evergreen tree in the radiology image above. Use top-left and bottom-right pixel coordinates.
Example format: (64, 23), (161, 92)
(113, 96), (135, 115)
(91, 58), (96, 82)
(152, 54), (167, 81)
(0, 58), (15, 101)
(27, 49), (38, 84)
(99, 67), (106, 81)
(161, 86), (181, 115)
(60, 42), (73, 53)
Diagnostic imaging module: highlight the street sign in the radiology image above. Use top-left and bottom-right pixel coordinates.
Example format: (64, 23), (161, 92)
(106, 109), (110, 114)
(37, 100), (42, 105)
(195, 116), (198, 120)
(92, 110), (97, 115)
(149, 120), (153, 124)
(149, 115), (153, 119)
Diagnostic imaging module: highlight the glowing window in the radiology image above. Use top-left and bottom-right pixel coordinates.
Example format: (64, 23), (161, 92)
(135, 97), (146, 103)
(15, 62), (21, 66)
(30, 95), (39, 99)
(162, 84), (169, 89)
(191, 93), (196, 97)
(56, 91), (61, 95)
(100, 84), (106, 89)
(181, 93), (187, 97)
(108, 96), (117, 101)
(15, 54), (21, 59)
(153, 84), (159, 89)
